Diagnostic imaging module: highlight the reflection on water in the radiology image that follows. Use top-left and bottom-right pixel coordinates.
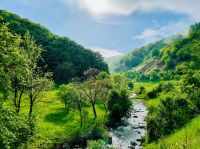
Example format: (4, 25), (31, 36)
(109, 93), (148, 149)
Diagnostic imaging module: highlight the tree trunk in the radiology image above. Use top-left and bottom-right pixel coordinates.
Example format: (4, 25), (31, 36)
(14, 87), (18, 112)
(29, 92), (33, 117)
(76, 96), (83, 126)
(91, 101), (97, 118)
(16, 90), (23, 113)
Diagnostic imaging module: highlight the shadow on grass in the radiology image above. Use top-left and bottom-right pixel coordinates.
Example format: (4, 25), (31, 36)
(44, 108), (74, 124)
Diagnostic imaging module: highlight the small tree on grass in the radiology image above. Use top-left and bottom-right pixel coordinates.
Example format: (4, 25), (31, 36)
(81, 75), (109, 118)
(27, 71), (53, 117)
(22, 33), (54, 118)
(96, 72), (111, 115)
(58, 83), (77, 111)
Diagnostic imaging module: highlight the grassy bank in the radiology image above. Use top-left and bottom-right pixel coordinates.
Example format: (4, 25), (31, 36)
(144, 115), (200, 149)
(3, 90), (108, 148)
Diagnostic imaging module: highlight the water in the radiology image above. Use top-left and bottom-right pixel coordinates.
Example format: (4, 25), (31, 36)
(109, 93), (148, 149)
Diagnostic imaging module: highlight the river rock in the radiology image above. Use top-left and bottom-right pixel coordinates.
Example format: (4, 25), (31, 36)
(139, 125), (145, 129)
(136, 131), (141, 134)
(133, 115), (138, 118)
(130, 141), (137, 146)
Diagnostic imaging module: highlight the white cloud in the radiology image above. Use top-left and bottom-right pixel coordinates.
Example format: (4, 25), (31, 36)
(133, 20), (190, 44)
(92, 47), (123, 58)
(66, 0), (200, 20)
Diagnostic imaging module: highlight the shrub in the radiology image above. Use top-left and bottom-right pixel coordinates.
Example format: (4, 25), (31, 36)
(87, 140), (105, 149)
(0, 108), (30, 148)
(107, 90), (132, 125)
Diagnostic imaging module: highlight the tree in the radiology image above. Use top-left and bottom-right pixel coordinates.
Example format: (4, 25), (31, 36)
(0, 22), (28, 113)
(27, 72), (54, 117)
(81, 69), (108, 118)
(58, 83), (77, 110)
(22, 32), (54, 117)
(107, 90), (132, 124)
(75, 88), (84, 127)
(96, 72), (111, 115)
(111, 74), (127, 91)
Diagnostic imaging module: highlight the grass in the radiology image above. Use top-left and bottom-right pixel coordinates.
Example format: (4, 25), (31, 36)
(144, 115), (200, 149)
(3, 89), (108, 148)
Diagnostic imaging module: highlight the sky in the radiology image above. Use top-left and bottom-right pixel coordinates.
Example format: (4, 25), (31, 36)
(0, 0), (199, 58)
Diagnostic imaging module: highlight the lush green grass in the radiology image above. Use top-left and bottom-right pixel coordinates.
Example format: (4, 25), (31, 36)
(144, 115), (200, 149)
(3, 90), (108, 148)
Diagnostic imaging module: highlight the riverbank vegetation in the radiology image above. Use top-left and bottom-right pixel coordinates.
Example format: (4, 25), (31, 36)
(118, 22), (200, 148)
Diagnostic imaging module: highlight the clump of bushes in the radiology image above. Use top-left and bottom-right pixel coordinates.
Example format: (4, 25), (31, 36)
(0, 108), (31, 148)
(146, 72), (200, 142)
(107, 89), (132, 125)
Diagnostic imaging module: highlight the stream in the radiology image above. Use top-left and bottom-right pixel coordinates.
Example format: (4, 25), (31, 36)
(109, 93), (148, 149)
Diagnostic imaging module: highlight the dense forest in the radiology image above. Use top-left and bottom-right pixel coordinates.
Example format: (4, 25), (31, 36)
(0, 9), (200, 149)
(0, 10), (108, 84)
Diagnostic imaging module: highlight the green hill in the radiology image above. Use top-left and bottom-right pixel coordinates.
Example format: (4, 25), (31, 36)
(116, 23), (200, 82)
(0, 10), (108, 84)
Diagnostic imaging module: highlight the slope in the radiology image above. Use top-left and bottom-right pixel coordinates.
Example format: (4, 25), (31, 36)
(0, 10), (108, 84)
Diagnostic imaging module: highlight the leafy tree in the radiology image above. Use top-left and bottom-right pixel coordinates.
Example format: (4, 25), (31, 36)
(107, 90), (132, 124)
(81, 69), (109, 118)
(22, 33), (54, 117)
(58, 83), (77, 110)
(111, 74), (127, 91)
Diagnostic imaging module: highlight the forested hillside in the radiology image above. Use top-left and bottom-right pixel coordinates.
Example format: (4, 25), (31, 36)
(116, 23), (200, 82)
(0, 10), (108, 84)
(115, 35), (183, 73)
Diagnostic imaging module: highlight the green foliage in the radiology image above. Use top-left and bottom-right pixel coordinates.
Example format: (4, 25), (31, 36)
(145, 116), (200, 149)
(107, 89), (132, 124)
(115, 40), (170, 72)
(128, 81), (134, 89)
(0, 10), (108, 84)
(146, 75), (200, 143)
(58, 83), (77, 110)
(87, 140), (105, 149)
(0, 108), (30, 148)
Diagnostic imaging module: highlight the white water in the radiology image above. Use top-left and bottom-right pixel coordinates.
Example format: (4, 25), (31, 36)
(109, 93), (148, 149)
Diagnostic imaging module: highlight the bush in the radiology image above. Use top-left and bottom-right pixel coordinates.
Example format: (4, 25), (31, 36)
(147, 94), (192, 142)
(87, 140), (105, 149)
(128, 81), (134, 89)
(107, 90), (132, 125)
(0, 108), (30, 148)
(146, 89), (158, 99)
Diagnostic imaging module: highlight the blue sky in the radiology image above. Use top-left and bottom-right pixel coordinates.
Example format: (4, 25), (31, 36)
(0, 0), (199, 57)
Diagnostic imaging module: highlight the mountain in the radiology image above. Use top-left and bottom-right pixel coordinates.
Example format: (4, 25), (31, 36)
(115, 35), (184, 73)
(0, 10), (108, 84)
(105, 55), (123, 73)
(115, 23), (200, 82)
